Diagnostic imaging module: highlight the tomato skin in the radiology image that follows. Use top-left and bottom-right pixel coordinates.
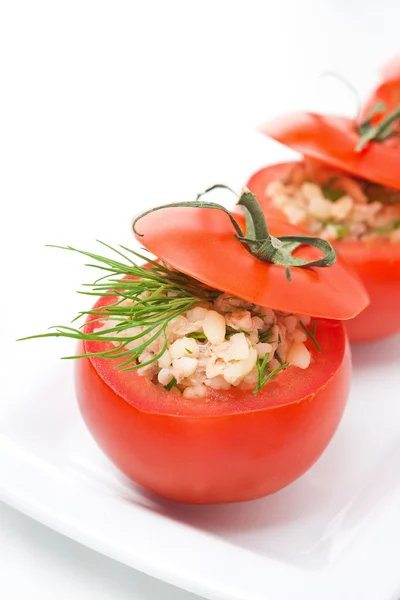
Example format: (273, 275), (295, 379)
(335, 240), (400, 342)
(247, 162), (400, 343)
(74, 299), (350, 504)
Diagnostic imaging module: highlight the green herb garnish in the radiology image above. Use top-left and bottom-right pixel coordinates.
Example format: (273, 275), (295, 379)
(311, 320), (317, 336)
(299, 320), (321, 353)
(20, 242), (295, 395)
(258, 325), (274, 343)
(321, 178), (345, 202)
(335, 223), (350, 240)
(356, 102), (400, 151)
(225, 326), (249, 339)
(253, 356), (290, 395)
(321, 222), (350, 240)
(19, 242), (219, 372)
(185, 348), (193, 354)
(187, 332), (207, 341)
(371, 219), (400, 235)
(164, 377), (177, 391)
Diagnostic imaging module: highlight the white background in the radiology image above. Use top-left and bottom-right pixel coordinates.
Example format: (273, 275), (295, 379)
(1, 1), (400, 598)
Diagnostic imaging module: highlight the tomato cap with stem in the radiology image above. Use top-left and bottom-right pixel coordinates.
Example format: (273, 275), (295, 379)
(246, 160), (400, 342)
(259, 111), (400, 190)
(132, 185), (369, 320)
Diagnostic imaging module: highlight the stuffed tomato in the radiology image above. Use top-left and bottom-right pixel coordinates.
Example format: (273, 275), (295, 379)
(29, 188), (368, 503)
(76, 313), (350, 504)
(247, 161), (400, 343)
(248, 59), (400, 343)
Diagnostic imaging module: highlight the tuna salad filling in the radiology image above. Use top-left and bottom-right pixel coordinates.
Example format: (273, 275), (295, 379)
(266, 161), (400, 242)
(96, 287), (316, 399)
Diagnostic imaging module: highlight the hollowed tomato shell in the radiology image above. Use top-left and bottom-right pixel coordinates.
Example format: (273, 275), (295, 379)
(75, 293), (351, 504)
(247, 161), (400, 342)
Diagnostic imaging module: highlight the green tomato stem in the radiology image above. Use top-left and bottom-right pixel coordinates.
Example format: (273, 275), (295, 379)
(357, 102), (400, 152)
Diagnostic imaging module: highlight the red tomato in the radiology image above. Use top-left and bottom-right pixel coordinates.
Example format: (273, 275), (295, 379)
(75, 292), (351, 504)
(335, 239), (400, 342)
(247, 162), (400, 342)
(259, 112), (400, 189)
(133, 207), (368, 320)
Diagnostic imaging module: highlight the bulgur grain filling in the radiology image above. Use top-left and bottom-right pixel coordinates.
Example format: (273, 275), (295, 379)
(267, 161), (400, 242)
(96, 286), (315, 398)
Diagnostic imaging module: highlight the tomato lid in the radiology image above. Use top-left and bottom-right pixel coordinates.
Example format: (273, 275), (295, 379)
(260, 111), (400, 190)
(132, 188), (369, 320)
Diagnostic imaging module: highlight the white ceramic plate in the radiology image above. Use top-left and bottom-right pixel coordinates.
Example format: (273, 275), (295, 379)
(2, 10), (400, 595)
(1, 127), (399, 599)
(2, 330), (400, 600)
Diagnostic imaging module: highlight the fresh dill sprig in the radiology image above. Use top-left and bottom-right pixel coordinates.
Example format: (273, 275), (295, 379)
(253, 354), (289, 395)
(320, 221), (350, 240)
(254, 353), (270, 394)
(164, 377), (177, 391)
(258, 325), (274, 343)
(321, 177), (345, 202)
(187, 332), (207, 340)
(371, 218), (400, 235)
(299, 320), (322, 353)
(225, 326), (249, 339)
(19, 242), (219, 372)
(356, 103), (400, 152)
(19, 241), (300, 394)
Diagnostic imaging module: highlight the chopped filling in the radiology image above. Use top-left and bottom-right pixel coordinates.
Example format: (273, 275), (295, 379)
(267, 162), (400, 242)
(97, 292), (315, 399)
